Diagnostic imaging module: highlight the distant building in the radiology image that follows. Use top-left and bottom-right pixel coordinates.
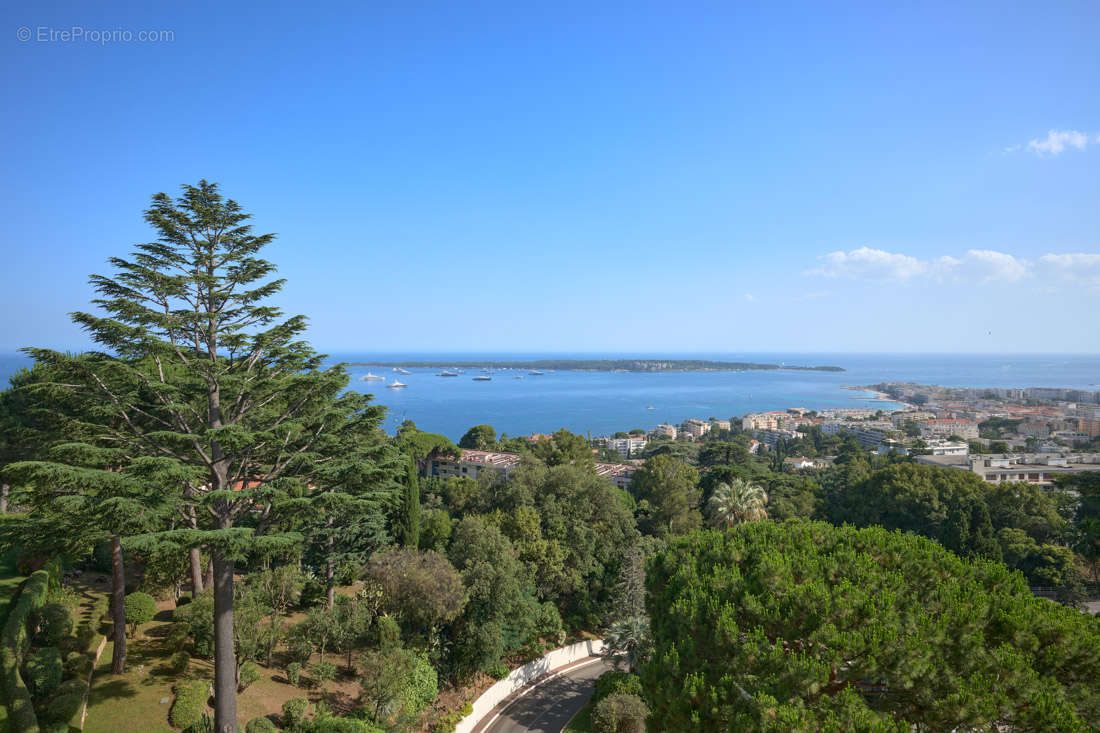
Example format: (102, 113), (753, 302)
(681, 419), (711, 439)
(925, 440), (969, 456)
(428, 449), (522, 481)
(653, 423), (677, 439)
(915, 452), (1100, 486)
(605, 435), (647, 458)
(919, 419), (979, 441)
(594, 462), (638, 490)
(711, 419), (731, 431)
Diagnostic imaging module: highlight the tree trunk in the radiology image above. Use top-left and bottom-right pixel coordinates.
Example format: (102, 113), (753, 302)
(110, 535), (126, 674)
(212, 549), (237, 733)
(325, 522), (335, 611)
(0, 483), (8, 514)
(204, 557), (214, 592)
(189, 548), (204, 597)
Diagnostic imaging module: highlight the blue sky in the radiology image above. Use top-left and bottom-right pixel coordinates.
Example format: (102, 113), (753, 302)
(2, 0), (1099, 354)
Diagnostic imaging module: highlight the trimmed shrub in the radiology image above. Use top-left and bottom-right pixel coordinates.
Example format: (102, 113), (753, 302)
(25, 645), (63, 699)
(43, 687), (85, 724)
(592, 692), (649, 733)
(238, 661), (261, 692)
(286, 661), (302, 687)
(64, 650), (93, 678)
(310, 661), (336, 686)
(38, 603), (74, 646)
(170, 650), (191, 674)
(1, 571), (50, 732)
(170, 679), (210, 730)
(283, 697), (309, 729)
(246, 717), (278, 733)
(299, 717), (385, 733)
(593, 670), (643, 702)
(124, 591), (157, 635)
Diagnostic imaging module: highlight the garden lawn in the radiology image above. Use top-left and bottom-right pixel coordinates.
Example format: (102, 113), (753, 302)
(562, 699), (594, 733)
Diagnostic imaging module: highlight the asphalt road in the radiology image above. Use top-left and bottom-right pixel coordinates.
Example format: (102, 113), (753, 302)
(480, 657), (614, 733)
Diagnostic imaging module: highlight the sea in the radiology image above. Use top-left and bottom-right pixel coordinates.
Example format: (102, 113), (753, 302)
(4, 351), (1097, 441)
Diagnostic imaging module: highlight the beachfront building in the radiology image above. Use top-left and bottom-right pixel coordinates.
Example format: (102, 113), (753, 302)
(653, 423), (678, 439)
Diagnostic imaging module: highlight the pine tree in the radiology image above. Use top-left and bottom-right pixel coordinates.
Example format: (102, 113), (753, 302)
(27, 180), (392, 732)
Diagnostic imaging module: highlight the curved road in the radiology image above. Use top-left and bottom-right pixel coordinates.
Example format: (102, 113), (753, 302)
(478, 657), (614, 733)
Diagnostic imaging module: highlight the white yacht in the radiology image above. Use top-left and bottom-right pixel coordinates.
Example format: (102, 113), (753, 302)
(360, 372), (385, 381)
(386, 380), (407, 389)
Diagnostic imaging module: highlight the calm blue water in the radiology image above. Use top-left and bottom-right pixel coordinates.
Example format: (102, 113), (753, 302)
(3, 352), (1098, 441)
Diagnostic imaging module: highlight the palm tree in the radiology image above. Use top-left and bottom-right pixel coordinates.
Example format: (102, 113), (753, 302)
(707, 479), (768, 528)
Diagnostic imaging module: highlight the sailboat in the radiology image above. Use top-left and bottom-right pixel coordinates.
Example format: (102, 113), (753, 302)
(360, 372), (385, 381)
(386, 379), (407, 389)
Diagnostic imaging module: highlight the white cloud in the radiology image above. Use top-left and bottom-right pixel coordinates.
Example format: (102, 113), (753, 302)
(811, 248), (1029, 284)
(956, 249), (1029, 283)
(1026, 129), (1091, 156)
(1039, 253), (1100, 288)
(811, 247), (927, 281)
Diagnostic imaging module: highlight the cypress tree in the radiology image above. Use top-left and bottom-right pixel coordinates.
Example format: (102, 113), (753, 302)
(398, 456), (421, 548)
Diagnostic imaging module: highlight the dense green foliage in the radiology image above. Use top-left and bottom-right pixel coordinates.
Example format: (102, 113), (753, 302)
(123, 592), (156, 636)
(170, 679), (210, 730)
(644, 522), (1100, 731)
(591, 693), (649, 733)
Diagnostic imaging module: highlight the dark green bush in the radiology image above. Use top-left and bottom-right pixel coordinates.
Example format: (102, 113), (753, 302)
(593, 670), (643, 702)
(310, 661), (336, 686)
(25, 646), (63, 699)
(170, 679), (210, 730)
(286, 661), (302, 687)
(238, 661), (261, 692)
(64, 650), (93, 678)
(124, 591), (157, 635)
(174, 594), (214, 658)
(165, 621), (191, 652)
(170, 651), (191, 674)
(282, 697), (309, 729)
(43, 687), (85, 724)
(592, 692), (649, 733)
(37, 603), (74, 646)
(246, 716), (278, 733)
(299, 717), (385, 733)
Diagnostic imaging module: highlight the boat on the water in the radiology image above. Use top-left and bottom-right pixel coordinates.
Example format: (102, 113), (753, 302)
(529, 370), (545, 375)
(397, 368), (411, 375)
(647, 405), (655, 410)
(386, 380), (407, 389)
(437, 370), (459, 377)
(514, 375), (523, 379)
(360, 372), (385, 381)
(473, 375), (492, 381)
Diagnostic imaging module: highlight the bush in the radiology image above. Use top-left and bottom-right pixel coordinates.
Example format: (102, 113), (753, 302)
(283, 697), (310, 729)
(592, 693), (649, 733)
(310, 661), (336, 686)
(285, 634), (313, 666)
(246, 716), (278, 733)
(593, 670), (643, 702)
(238, 661), (261, 692)
(37, 602), (74, 646)
(170, 651), (191, 674)
(286, 661), (302, 687)
(174, 594), (214, 658)
(166, 621), (191, 652)
(299, 717), (385, 733)
(64, 650), (93, 678)
(25, 646), (63, 699)
(43, 689), (85, 724)
(1, 571), (49, 733)
(170, 679), (210, 730)
(402, 651), (438, 716)
(124, 591), (157, 636)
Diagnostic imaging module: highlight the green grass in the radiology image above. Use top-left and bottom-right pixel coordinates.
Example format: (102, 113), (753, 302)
(563, 698), (594, 733)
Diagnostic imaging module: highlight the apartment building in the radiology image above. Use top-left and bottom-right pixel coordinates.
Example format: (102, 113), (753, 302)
(915, 452), (1100, 486)
(681, 418), (711, 439)
(919, 419), (979, 440)
(427, 449), (523, 480)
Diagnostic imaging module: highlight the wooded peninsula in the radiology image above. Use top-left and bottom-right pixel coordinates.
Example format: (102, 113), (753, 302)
(346, 359), (846, 372)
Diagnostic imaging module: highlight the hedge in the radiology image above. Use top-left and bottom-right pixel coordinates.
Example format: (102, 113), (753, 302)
(23, 647), (61, 700)
(1, 570), (50, 733)
(169, 679), (210, 730)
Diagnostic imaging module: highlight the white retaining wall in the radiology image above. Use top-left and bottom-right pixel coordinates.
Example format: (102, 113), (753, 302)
(454, 638), (606, 733)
